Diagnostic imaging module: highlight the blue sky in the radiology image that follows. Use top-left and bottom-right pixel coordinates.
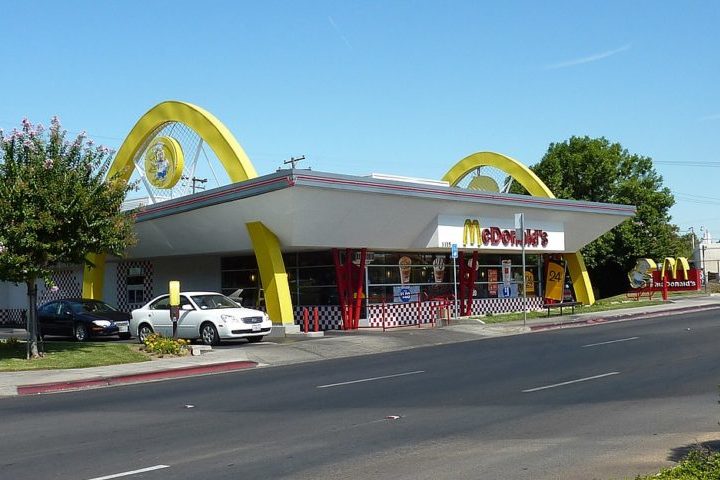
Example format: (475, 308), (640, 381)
(2, 1), (719, 240)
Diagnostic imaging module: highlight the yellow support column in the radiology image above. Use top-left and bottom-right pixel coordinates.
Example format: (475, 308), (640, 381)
(245, 221), (294, 325)
(82, 253), (106, 299)
(565, 252), (595, 305)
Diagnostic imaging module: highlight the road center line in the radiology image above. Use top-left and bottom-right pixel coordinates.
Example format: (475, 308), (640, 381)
(582, 337), (639, 348)
(86, 465), (170, 480)
(317, 370), (425, 389)
(522, 372), (620, 393)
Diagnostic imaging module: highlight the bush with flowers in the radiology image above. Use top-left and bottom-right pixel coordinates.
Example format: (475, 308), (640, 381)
(0, 117), (135, 359)
(141, 333), (190, 356)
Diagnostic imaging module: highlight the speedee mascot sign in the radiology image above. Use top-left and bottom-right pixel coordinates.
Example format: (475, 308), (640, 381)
(628, 257), (701, 292)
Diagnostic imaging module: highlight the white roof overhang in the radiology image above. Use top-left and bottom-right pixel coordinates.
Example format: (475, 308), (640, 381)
(127, 170), (636, 259)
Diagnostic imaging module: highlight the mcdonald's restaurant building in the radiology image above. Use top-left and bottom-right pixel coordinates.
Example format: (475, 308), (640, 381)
(0, 101), (636, 333)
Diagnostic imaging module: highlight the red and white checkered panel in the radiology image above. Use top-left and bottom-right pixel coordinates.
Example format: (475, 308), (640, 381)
(116, 261), (154, 312)
(367, 300), (447, 328)
(0, 309), (26, 328)
(470, 297), (543, 315)
(293, 305), (343, 330)
(38, 270), (82, 304)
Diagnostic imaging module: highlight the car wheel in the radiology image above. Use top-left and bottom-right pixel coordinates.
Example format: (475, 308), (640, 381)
(73, 323), (89, 342)
(247, 336), (263, 343)
(137, 324), (154, 344)
(200, 322), (220, 346)
(119, 333), (131, 340)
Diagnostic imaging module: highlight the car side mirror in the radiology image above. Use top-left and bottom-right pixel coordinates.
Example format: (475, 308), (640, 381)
(181, 304), (193, 311)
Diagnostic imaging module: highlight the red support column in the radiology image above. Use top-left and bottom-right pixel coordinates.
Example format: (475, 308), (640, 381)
(313, 307), (319, 332)
(344, 248), (353, 330)
(465, 251), (479, 316)
(303, 307), (309, 333)
(352, 248), (367, 330)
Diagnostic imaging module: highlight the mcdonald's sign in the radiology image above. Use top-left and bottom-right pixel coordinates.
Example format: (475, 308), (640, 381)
(628, 257), (701, 291)
(460, 218), (550, 249)
(463, 219), (481, 246)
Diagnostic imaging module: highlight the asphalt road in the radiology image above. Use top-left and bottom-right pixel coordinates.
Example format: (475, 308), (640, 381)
(1, 310), (719, 480)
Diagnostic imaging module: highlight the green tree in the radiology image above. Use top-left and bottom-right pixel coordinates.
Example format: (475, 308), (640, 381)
(520, 136), (685, 297)
(0, 118), (135, 358)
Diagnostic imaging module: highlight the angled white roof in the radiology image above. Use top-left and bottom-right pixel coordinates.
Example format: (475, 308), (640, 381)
(126, 169), (635, 258)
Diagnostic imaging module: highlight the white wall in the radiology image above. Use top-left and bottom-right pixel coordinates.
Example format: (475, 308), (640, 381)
(102, 261), (120, 307)
(152, 255), (222, 294)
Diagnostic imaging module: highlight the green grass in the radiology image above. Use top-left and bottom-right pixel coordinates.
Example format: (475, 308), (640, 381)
(0, 340), (150, 372)
(473, 290), (714, 324)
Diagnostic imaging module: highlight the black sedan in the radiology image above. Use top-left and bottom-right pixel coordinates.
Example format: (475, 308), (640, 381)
(37, 299), (132, 341)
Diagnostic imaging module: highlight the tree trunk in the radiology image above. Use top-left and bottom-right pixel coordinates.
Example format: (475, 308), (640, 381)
(25, 279), (40, 359)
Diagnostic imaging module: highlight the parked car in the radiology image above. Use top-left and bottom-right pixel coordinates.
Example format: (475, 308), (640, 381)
(130, 291), (272, 345)
(37, 299), (132, 341)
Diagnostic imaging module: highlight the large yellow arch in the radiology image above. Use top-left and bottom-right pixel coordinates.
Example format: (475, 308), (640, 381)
(442, 151), (596, 305)
(83, 101), (294, 325)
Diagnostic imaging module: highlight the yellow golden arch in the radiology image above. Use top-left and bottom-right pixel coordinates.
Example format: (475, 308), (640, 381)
(84, 103), (594, 327)
(442, 151), (596, 305)
(82, 101), (294, 325)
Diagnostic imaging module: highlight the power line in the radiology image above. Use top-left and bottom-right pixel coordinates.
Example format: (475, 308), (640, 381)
(655, 160), (720, 167)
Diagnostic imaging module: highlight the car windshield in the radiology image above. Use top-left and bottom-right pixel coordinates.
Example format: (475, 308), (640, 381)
(190, 294), (240, 310)
(72, 300), (118, 314)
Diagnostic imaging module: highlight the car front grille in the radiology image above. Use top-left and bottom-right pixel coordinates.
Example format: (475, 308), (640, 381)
(242, 317), (264, 324)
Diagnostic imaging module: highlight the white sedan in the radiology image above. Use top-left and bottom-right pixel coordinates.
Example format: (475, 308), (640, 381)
(130, 292), (273, 345)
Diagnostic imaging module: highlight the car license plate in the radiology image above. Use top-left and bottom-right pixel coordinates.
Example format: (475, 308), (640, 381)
(118, 324), (129, 333)
(252, 324), (261, 332)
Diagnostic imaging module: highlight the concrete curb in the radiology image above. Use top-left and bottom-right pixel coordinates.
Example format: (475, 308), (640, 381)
(16, 360), (258, 396)
(528, 304), (720, 332)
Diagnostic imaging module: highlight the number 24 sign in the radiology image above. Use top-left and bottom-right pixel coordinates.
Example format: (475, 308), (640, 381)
(545, 262), (564, 301)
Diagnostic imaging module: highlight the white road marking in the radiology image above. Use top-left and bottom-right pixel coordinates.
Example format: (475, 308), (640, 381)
(522, 372), (620, 393)
(582, 337), (639, 348)
(317, 370), (425, 389)
(86, 465), (170, 480)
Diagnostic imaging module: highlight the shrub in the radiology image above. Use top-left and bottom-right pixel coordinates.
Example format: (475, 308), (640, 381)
(141, 333), (189, 356)
(635, 446), (720, 479)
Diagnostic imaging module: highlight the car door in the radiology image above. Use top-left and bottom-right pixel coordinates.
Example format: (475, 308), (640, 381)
(177, 295), (202, 339)
(37, 302), (60, 336)
(56, 301), (77, 337)
(147, 296), (172, 337)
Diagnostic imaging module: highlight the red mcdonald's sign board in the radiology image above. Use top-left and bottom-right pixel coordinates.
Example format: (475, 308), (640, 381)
(650, 269), (702, 291)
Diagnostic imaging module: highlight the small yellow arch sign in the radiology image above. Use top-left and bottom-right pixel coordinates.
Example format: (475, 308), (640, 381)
(442, 151), (595, 305)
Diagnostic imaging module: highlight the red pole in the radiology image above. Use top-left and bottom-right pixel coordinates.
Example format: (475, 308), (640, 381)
(303, 308), (309, 333)
(313, 307), (319, 332)
(417, 298), (422, 328)
(353, 248), (367, 330)
(662, 273), (668, 301)
(345, 248), (353, 330)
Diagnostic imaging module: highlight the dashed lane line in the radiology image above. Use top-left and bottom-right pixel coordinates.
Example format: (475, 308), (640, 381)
(522, 372), (620, 393)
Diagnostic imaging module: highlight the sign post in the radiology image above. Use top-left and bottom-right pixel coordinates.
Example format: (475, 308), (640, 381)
(451, 243), (458, 319)
(515, 213), (527, 326)
(169, 281), (180, 339)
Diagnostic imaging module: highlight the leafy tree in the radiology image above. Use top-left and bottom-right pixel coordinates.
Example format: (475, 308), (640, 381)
(0, 118), (135, 358)
(517, 136), (685, 297)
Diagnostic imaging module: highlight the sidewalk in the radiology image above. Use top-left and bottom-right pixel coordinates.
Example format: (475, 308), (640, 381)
(2, 294), (719, 397)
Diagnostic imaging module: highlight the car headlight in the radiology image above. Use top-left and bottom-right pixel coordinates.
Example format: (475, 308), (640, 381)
(92, 320), (112, 327)
(221, 314), (238, 322)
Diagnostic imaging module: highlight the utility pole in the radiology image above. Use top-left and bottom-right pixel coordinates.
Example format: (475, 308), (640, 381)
(182, 176), (207, 194)
(283, 155), (306, 169)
